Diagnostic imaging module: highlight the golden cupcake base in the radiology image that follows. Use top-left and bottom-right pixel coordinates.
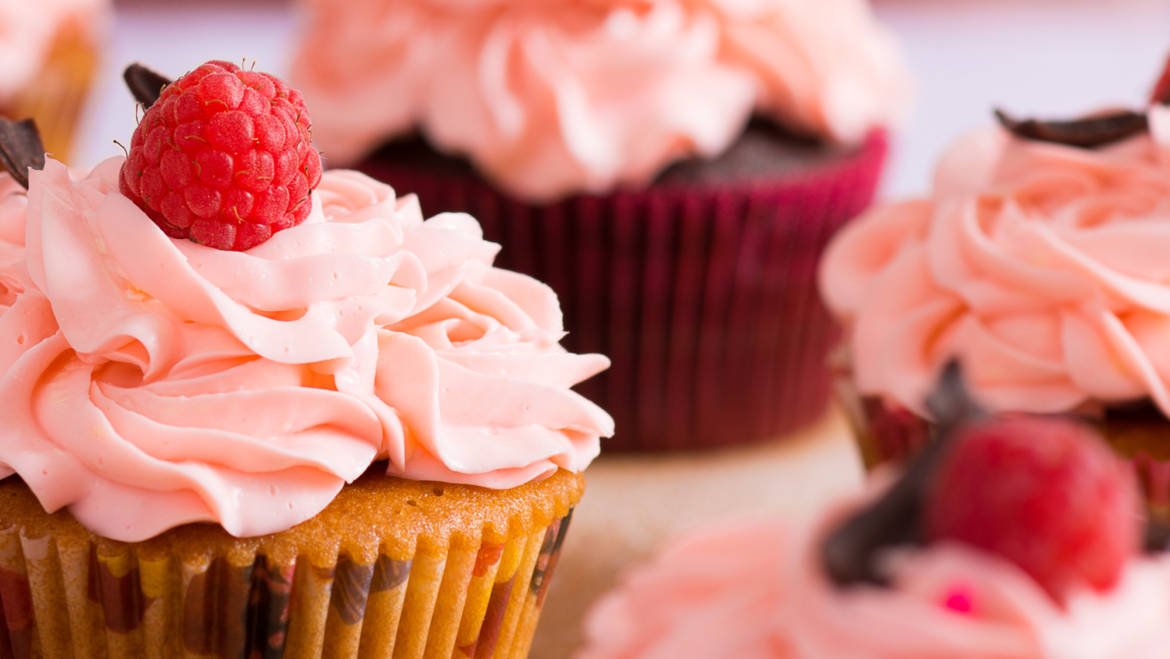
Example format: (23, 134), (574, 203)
(1, 20), (99, 164)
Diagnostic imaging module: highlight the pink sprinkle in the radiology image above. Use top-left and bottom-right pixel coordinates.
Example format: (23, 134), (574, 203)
(941, 585), (975, 614)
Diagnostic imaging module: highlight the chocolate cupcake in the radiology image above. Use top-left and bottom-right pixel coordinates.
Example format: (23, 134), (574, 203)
(0, 60), (611, 656)
(821, 58), (1170, 518)
(292, 0), (909, 451)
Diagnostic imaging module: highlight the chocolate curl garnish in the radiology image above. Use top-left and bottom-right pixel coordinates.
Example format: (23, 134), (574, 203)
(821, 360), (985, 587)
(124, 63), (172, 109)
(1144, 521), (1170, 553)
(994, 107), (1148, 149)
(0, 118), (45, 190)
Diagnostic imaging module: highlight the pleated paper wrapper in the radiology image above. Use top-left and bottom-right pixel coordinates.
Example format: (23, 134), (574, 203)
(0, 469), (583, 658)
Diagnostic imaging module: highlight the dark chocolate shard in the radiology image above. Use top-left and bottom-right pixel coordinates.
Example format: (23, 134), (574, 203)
(994, 107), (1148, 149)
(1144, 520), (1170, 553)
(821, 360), (985, 587)
(0, 118), (45, 190)
(924, 359), (987, 440)
(123, 63), (172, 109)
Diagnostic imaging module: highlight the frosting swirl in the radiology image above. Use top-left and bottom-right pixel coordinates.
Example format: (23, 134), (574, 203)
(0, 159), (612, 542)
(579, 503), (1170, 658)
(292, 0), (908, 201)
(820, 107), (1170, 418)
(0, 176), (26, 307)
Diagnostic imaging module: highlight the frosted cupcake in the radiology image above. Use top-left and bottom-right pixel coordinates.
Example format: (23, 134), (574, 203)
(292, 0), (909, 451)
(0, 60), (611, 656)
(579, 366), (1170, 658)
(820, 59), (1170, 515)
(0, 0), (107, 161)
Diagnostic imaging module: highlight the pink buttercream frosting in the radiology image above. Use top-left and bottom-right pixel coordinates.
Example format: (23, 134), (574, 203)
(0, 160), (612, 542)
(821, 107), (1170, 418)
(292, 0), (908, 201)
(580, 501), (1170, 658)
(0, 176), (26, 307)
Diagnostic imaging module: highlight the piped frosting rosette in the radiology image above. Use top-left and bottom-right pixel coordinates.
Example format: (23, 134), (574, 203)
(821, 106), (1170, 420)
(0, 176), (26, 306)
(579, 515), (1170, 659)
(581, 362), (1170, 658)
(293, 0), (908, 200)
(0, 158), (613, 542)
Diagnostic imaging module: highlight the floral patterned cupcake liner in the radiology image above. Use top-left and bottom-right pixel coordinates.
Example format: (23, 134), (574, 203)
(0, 513), (572, 659)
(0, 471), (582, 658)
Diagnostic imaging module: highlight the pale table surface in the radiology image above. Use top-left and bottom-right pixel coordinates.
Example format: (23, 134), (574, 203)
(530, 408), (864, 658)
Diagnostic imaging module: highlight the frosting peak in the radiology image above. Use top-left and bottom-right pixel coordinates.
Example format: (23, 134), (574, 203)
(292, 0), (908, 201)
(0, 176), (26, 308)
(820, 108), (1170, 419)
(0, 160), (612, 542)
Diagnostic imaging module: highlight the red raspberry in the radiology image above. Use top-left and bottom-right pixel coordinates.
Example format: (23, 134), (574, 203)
(119, 61), (323, 251)
(924, 416), (1140, 604)
(1153, 54), (1170, 105)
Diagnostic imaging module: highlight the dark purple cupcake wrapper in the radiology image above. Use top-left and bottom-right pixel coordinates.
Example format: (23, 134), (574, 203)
(359, 130), (888, 451)
(1117, 453), (1170, 522)
(851, 396), (932, 469)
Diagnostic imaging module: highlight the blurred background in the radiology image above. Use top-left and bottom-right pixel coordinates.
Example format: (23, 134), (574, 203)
(80, 0), (1170, 198)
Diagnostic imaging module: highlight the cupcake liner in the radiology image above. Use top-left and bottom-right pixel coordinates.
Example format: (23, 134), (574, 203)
(0, 471), (582, 658)
(359, 130), (888, 451)
(0, 515), (572, 658)
(1094, 417), (1170, 523)
(1133, 453), (1170, 522)
(836, 365), (1170, 522)
(835, 371), (931, 470)
(2, 20), (98, 163)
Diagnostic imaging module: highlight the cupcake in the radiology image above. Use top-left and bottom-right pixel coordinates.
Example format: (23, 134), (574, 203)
(0, 0), (107, 162)
(820, 58), (1170, 515)
(579, 366), (1170, 658)
(291, 0), (909, 451)
(0, 59), (611, 656)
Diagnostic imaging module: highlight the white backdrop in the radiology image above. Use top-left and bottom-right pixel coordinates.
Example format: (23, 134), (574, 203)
(78, 0), (1170, 199)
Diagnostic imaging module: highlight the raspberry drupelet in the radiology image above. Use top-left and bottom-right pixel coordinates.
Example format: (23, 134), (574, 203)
(119, 60), (323, 251)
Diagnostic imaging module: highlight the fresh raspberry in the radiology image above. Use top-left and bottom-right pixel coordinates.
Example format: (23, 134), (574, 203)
(1153, 54), (1170, 105)
(119, 60), (323, 251)
(924, 416), (1140, 604)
